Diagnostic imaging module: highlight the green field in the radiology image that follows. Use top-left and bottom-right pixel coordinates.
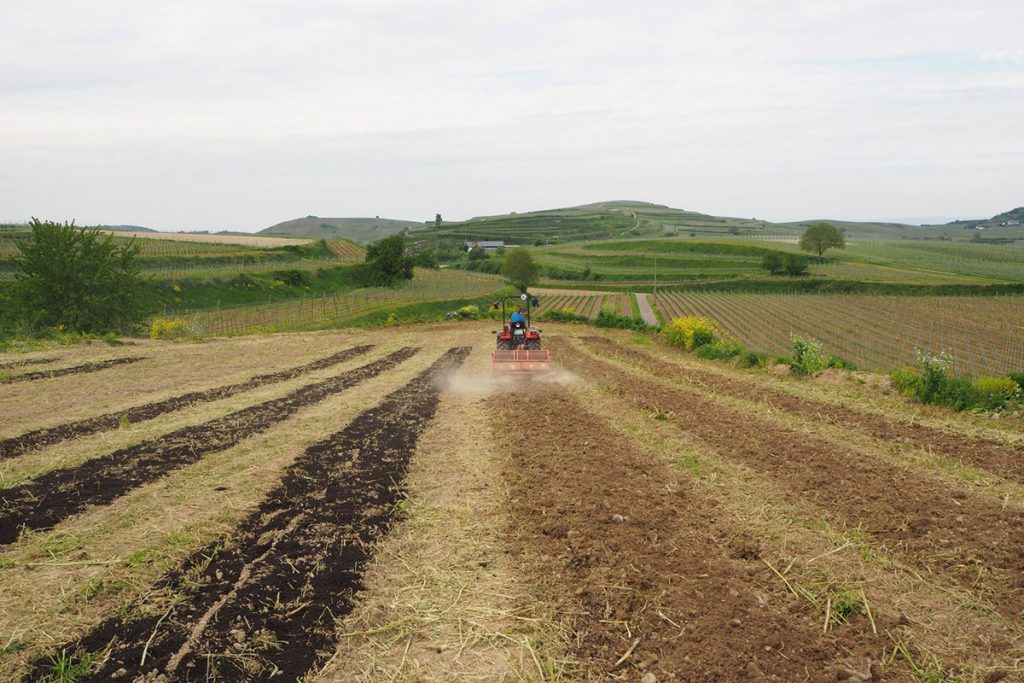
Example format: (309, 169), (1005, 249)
(175, 268), (504, 335)
(520, 237), (1024, 287)
(0, 228), (364, 284)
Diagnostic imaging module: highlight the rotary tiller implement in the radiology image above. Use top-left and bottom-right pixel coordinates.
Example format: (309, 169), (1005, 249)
(491, 293), (551, 372)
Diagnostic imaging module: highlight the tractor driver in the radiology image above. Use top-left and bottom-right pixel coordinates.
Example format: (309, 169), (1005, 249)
(510, 307), (527, 328)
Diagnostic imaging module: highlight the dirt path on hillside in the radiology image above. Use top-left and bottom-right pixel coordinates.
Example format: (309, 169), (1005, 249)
(490, 384), (889, 681)
(635, 293), (658, 326)
(0, 348), (418, 544)
(27, 348), (471, 682)
(552, 338), (1024, 617)
(580, 336), (1024, 483)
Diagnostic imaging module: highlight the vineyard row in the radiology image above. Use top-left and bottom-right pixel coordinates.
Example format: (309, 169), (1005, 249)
(654, 291), (1024, 376)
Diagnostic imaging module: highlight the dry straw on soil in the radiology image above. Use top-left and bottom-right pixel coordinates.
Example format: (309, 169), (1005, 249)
(552, 327), (1024, 680)
(0, 331), (442, 680)
(3, 322), (1023, 682)
(318, 363), (571, 682)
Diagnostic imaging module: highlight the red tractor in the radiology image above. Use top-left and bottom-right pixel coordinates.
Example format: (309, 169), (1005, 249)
(491, 293), (551, 372)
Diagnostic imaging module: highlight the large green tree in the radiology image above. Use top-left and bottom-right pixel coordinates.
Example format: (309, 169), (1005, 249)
(799, 222), (846, 257)
(7, 219), (148, 333)
(364, 234), (414, 287)
(502, 248), (538, 292)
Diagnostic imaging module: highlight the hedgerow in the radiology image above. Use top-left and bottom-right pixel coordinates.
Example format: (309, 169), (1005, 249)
(891, 350), (1022, 412)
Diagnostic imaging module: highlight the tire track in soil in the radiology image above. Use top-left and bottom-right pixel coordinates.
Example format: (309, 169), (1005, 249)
(553, 338), (1024, 617)
(27, 347), (471, 683)
(0, 347), (418, 546)
(0, 356), (145, 385)
(490, 385), (889, 682)
(580, 336), (1024, 484)
(0, 345), (374, 461)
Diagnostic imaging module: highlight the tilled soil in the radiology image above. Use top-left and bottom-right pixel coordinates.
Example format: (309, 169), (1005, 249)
(554, 338), (1024, 616)
(580, 336), (1024, 484)
(31, 347), (471, 683)
(492, 385), (889, 682)
(0, 345), (374, 461)
(0, 347), (418, 545)
(0, 356), (59, 371)
(0, 356), (144, 385)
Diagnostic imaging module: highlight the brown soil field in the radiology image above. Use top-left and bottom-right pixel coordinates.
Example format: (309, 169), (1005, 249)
(0, 356), (145, 385)
(1, 324), (1022, 682)
(0, 356), (59, 371)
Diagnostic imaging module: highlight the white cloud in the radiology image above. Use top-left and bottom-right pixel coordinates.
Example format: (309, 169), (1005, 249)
(1, 0), (1021, 228)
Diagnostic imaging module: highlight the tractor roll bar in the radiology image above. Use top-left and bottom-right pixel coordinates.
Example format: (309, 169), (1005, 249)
(492, 293), (540, 327)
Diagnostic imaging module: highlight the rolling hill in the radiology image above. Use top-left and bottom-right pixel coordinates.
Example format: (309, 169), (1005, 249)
(410, 200), (869, 245)
(409, 200), (1024, 245)
(255, 202), (1024, 246)
(258, 216), (423, 243)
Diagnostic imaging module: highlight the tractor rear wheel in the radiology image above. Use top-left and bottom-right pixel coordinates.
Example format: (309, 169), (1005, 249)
(496, 339), (511, 350)
(526, 339), (541, 350)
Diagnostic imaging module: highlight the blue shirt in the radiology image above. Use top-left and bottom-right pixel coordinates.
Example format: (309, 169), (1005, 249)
(510, 311), (526, 325)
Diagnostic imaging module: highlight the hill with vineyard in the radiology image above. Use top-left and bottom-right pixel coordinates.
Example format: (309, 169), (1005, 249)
(411, 200), (1024, 245)
(259, 216), (423, 243)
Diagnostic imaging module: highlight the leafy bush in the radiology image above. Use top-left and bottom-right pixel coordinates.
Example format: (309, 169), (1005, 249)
(503, 249), (538, 291)
(414, 249), (439, 269)
(536, 306), (650, 331)
(149, 316), (201, 341)
(594, 309), (651, 331)
(365, 234), (414, 286)
(890, 367), (919, 395)
(973, 376), (1021, 411)
(272, 269), (310, 287)
(761, 252), (784, 275)
(539, 309), (588, 323)
(696, 341), (742, 361)
(916, 350), (952, 403)
(664, 316), (722, 351)
(934, 376), (979, 411)
(891, 351), (1021, 412)
(783, 254), (810, 276)
(444, 304), (483, 320)
(737, 350), (769, 369)
(230, 273), (259, 289)
(790, 335), (829, 375)
(6, 218), (150, 333)
(461, 259), (503, 274)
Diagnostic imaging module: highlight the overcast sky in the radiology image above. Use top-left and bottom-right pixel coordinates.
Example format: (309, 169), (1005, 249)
(2, 1), (1022, 231)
